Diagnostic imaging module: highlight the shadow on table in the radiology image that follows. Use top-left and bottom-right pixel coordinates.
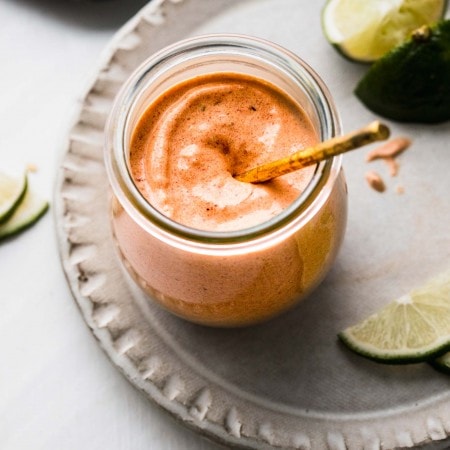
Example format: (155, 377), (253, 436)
(5, 0), (150, 30)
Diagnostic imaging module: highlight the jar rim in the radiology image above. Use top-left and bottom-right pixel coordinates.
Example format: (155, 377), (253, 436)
(105, 34), (342, 246)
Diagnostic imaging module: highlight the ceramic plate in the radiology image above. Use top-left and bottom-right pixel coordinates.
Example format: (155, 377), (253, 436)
(55, 0), (450, 448)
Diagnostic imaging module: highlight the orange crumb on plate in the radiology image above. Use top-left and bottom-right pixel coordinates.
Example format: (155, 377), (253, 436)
(366, 137), (411, 162)
(365, 171), (386, 193)
(385, 157), (399, 177)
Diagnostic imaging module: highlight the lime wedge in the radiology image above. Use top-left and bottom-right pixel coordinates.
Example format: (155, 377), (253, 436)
(431, 351), (450, 373)
(0, 171), (28, 224)
(322, 0), (447, 62)
(339, 270), (450, 363)
(355, 20), (450, 123)
(0, 184), (49, 241)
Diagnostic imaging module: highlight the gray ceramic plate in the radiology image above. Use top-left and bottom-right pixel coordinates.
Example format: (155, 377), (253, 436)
(55, 0), (450, 448)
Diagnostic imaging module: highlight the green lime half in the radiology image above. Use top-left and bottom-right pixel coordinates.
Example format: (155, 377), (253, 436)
(355, 20), (450, 123)
(322, 0), (447, 63)
(339, 270), (450, 363)
(0, 184), (49, 241)
(0, 171), (28, 224)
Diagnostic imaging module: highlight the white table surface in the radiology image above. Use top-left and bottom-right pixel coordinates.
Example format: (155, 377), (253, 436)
(0, 1), (223, 448)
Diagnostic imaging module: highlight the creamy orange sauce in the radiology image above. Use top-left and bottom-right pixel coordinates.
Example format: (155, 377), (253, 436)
(130, 73), (318, 231)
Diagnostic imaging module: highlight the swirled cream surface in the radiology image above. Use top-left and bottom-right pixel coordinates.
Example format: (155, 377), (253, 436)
(130, 73), (318, 231)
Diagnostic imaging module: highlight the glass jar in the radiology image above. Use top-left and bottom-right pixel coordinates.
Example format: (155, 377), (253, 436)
(104, 34), (347, 327)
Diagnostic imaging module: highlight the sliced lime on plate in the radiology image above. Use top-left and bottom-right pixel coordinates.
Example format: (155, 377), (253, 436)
(0, 181), (49, 241)
(0, 170), (28, 224)
(322, 0), (447, 62)
(339, 270), (450, 363)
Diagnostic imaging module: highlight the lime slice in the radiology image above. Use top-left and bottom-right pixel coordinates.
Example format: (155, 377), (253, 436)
(339, 270), (450, 363)
(355, 20), (450, 123)
(322, 0), (447, 62)
(0, 184), (49, 241)
(0, 171), (28, 224)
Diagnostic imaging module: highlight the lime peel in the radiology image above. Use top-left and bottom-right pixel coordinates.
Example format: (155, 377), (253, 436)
(355, 19), (450, 123)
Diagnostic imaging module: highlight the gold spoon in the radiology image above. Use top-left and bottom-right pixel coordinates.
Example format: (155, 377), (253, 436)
(234, 121), (390, 183)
